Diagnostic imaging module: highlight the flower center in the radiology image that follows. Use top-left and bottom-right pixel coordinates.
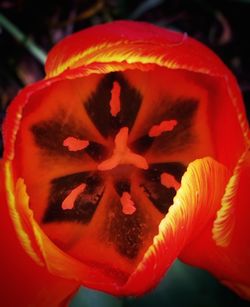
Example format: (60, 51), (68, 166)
(98, 127), (149, 171)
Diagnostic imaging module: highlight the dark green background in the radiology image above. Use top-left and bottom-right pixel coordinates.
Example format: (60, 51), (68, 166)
(70, 260), (250, 307)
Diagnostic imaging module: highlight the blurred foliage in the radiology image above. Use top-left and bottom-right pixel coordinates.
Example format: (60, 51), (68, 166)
(0, 1), (250, 306)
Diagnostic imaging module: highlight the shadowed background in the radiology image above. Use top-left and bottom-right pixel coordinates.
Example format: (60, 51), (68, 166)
(0, 1), (250, 306)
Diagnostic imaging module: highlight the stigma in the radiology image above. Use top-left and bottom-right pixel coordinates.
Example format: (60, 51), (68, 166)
(98, 127), (149, 171)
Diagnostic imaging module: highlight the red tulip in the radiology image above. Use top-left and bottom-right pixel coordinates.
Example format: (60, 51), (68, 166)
(1, 21), (249, 306)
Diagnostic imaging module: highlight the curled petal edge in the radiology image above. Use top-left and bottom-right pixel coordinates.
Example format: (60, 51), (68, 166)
(212, 146), (250, 247)
(180, 151), (250, 300)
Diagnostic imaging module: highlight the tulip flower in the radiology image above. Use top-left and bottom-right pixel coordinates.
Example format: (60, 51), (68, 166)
(1, 21), (249, 306)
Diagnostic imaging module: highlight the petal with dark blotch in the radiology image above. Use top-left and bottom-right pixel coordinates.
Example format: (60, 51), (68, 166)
(84, 72), (142, 137)
(43, 172), (104, 224)
(24, 77), (107, 151)
(30, 117), (102, 159)
(131, 97), (198, 156)
(93, 181), (163, 269)
(105, 193), (145, 260)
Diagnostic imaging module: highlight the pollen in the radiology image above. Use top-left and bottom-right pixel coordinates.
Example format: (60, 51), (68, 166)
(110, 81), (121, 117)
(149, 120), (178, 137)
(63, 136), (89, 151)
(62, 183), (86, 210)
(160, 173), (181, 191)
(120, 192), (136, 215)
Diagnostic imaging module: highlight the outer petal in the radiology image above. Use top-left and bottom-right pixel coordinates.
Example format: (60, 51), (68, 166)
(0, 161), (79, 307)
(180, 151), (250, 299)
(45, 20), (231, 79)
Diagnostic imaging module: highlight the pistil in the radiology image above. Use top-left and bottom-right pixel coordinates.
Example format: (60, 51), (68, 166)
(98, 127), (148, 171)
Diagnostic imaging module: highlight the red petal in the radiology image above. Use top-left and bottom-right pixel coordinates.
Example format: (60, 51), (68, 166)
(180, 151), (250, 299)
(0, 162), (79, 306)
(45, 20), (229, 80)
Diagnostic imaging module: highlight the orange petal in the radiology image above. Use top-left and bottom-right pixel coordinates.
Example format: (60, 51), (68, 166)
(45, 21), (225, 79)
(180, 150), (250, 299)
(0, 161), (79, 306)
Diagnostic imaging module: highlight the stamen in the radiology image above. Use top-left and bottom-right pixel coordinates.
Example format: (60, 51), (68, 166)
(62, 183), (86, 210)
(98, 127), (148, 171)
(63, 136), (89, 151)
(120, 192), (136, 215)
(149, 120), (178, 137)
(160, 173), (181, 191)
(110, 81), (121, 117)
